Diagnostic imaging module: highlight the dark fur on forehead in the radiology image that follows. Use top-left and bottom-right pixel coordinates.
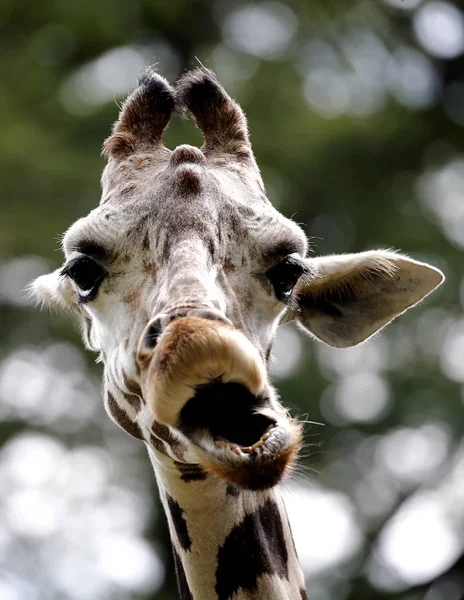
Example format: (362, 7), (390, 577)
(103, 70), (175, 159)
(175, 68), (251, 159)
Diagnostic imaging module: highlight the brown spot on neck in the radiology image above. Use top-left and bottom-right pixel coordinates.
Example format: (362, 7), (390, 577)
(152, 421), (185, 460)
(106, 391), (143, 440)
(123, 371), (143, 397)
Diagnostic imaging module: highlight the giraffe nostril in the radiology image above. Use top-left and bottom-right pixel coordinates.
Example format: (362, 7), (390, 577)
(142, 313), (180, 350)
(141, 309), (231, 353)
(144, 320), (163, 349)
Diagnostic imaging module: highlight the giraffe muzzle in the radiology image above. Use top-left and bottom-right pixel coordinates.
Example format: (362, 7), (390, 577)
(137, 316), (302, 489)
(137, 316), (267, 426)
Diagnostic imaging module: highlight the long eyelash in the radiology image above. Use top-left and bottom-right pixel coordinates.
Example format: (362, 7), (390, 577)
(59, 264), (71, 278)
(59, 257), (81, 279)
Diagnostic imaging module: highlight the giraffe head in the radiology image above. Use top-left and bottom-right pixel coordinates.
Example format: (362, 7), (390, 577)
(31, 69), (443, 491)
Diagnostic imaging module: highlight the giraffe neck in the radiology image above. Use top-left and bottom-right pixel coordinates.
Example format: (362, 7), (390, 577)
(147, 448), (308, 600)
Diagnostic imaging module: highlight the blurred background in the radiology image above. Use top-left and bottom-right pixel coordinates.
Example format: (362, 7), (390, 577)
(1, 0), (463, 598)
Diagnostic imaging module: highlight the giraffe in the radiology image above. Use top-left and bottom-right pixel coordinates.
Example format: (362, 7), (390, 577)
(31, 68), (444, 600)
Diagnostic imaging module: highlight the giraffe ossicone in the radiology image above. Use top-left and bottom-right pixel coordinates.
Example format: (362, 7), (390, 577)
(32, 68), (444, 600)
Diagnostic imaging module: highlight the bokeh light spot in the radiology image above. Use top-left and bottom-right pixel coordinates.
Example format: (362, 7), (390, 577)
(413, 2), (464, 59)
(222, 2), (297, 59)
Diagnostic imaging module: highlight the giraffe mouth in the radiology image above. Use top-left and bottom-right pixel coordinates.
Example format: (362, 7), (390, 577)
(179, 381), (276, 449)
(178, 381), (302, 490)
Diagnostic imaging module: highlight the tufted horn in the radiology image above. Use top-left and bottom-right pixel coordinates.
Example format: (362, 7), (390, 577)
(103, 70), (175, 159)
(175, 69), (252, 160)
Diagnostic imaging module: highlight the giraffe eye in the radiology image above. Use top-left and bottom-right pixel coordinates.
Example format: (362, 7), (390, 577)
(61, 256), (107, 301)
(266, 257), (305, 301)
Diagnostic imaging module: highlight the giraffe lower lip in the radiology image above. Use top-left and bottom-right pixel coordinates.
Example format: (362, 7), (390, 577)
(212, 423), (277, 454)
(194, 420), (300, 490)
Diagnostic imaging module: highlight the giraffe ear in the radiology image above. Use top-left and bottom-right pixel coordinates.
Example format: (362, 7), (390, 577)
(29, 268), (79, 313)
(175, 69), (252, 159)
(290, 251), (444, 348)
(103, 70), (174, 159)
